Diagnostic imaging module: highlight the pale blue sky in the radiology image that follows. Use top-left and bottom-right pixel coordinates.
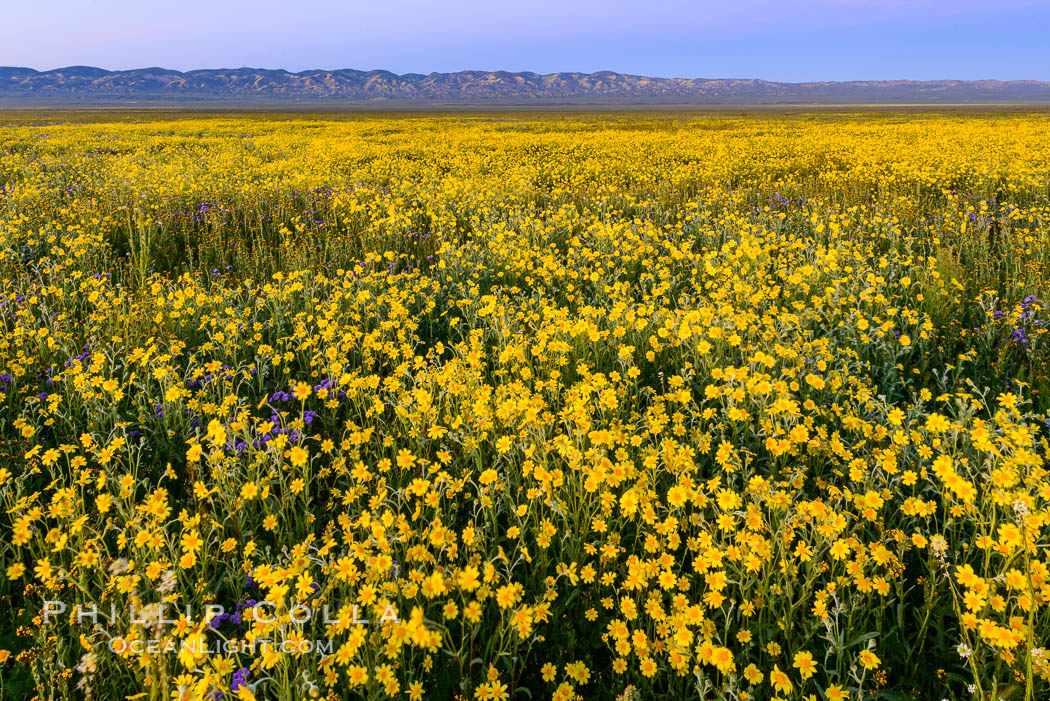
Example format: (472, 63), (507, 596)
(2, 0), (1048, 81)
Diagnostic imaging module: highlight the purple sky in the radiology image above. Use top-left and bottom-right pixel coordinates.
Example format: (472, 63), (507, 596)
(3, 0), (1048, 81)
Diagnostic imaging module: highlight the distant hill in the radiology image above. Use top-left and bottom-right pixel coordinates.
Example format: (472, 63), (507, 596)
(2, 66), (1049, 105)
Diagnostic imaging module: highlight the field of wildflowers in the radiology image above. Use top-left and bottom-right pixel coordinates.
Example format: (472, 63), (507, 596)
(1, 110), (1049, 700)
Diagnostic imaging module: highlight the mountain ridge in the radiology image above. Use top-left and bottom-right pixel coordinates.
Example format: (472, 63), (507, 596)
(3, 66), (1050, 104)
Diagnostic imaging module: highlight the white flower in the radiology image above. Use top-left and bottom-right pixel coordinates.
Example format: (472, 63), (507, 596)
(1013, 499), (1030, 519)
(158, 569), (177, 593)
(107, 558), (131, 575)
